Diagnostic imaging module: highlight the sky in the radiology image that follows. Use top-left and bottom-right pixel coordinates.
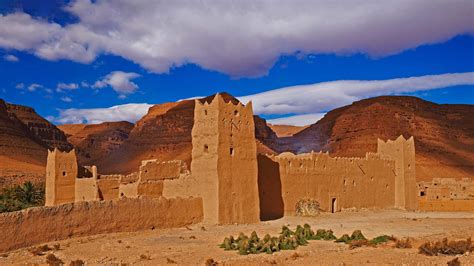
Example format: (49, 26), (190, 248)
(0, 0), (473, 126)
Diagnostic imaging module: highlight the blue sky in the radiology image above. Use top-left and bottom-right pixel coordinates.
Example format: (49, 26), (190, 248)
(0, 1), (473, 125)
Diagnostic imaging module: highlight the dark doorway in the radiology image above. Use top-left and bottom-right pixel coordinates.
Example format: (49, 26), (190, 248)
(331, 197), (337, 213)
(257, 154), (284, 221)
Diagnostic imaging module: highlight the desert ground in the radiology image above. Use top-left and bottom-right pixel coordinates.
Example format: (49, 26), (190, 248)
(2, 209), (473, 265)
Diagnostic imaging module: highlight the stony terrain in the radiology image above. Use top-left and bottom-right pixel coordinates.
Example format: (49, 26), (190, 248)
(2, 210), (473, 265)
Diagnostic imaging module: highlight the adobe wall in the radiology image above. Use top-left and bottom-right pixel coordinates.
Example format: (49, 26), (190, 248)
(261, 151), (396, 215)
(418, 178), (474, 201)
(45, 149), (77, 206)
(377, 136), (418, 210)
(0, 197), (203, 253)
(419, 199), (474, 212)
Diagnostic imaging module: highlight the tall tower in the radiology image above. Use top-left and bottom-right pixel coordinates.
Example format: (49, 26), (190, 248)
(377, 136), (417, 210)
(45, 148), (77, 206)
(191, 94), (260, 224)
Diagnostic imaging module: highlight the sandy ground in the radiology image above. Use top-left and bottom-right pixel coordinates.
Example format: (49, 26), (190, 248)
(2, 209), (474, 265)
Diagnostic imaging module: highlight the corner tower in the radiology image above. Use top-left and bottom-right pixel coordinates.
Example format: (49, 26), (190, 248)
(377, 136), (417, 210)
(45, 148), (77, 206)
(191, 94), (260, 224)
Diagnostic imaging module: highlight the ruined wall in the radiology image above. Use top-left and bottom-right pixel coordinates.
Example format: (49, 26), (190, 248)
(418, 178), (474, 201)
(377, 136), (417, 210)
(0, 197), (203, 253)
(164, 94), (260, 224)
(75, 166), (99, 202)
(45, 149), (77, 206)
(262, 152), (396, 215)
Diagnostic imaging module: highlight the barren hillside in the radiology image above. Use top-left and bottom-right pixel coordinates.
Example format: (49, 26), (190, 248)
(0, 99), (72, 188)
(268, 124), (308, 137)
(58, 122), (134, 166)
(283, 96), (474, 181)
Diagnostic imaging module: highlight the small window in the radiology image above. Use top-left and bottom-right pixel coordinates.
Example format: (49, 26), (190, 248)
(204, 109), (208, 115)
(230, 147), (234, 156)
(234, 110), (239, 117)
(204, 144), (209, 152)
(62, 171), (66, 176)
(420, 191), (425, 196)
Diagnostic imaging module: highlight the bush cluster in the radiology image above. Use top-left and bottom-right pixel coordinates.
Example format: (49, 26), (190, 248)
(219, 224), (324, 255)
(219, 225), (396, 255)
(419, 238), (473, 256)
(0, 181), (44, 213)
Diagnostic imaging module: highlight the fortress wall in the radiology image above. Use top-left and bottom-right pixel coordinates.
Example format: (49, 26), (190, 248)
(137, 181), (163, 198)
(419, 199), (474, 211)
(0, 197), (203, 253)
(418, 178), (474, 201)
(97, 178), (120, 200)
(264, 152), (396, 215)
(75, 177), (99, 202)
(139, 160), (186, 181)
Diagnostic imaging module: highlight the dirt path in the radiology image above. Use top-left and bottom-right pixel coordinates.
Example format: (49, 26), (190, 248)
(2, 210), (474, 265)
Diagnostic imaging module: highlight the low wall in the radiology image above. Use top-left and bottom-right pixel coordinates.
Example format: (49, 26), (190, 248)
(0, 197), (203, 253)
(419, 199), (474, 212)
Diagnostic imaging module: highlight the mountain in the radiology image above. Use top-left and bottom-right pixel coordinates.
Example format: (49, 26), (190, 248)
(283, 96), (474, 181)
(268, 124), (308, 137)
(58, 121), (134, 166)
(2, 94), (472, 184)
(0, 99), (72, 188)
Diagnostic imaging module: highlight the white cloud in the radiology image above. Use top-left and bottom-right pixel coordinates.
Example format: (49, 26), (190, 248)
(238, 72), (474, 115)
(15, 83), (24, 89)
(55, 103), (153, 124)
(52, 72), (474, 126)
(27, 83), (42, 92)
(3, 54), (18, 62)
(0, 1), (473, 76)
(267, 113), (326, 126)
(61, 96), (73, 102)
(93, 71), (141, 97)
(57, 82), (79, 91)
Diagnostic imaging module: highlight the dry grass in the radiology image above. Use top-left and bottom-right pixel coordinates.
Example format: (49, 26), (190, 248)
(68, 259), (85, 266)
(394, 238), (412, 249)
(167, 257), (177, 264)
(419, 238), (473, 256)
(447, 257), (461, 266)
(45, 254), (64, 265)
(205, 258), (218, 266)
(348, 239), (374, 249)
(140, 254), (151, 260)
(290, 252), (301, 260)
(28, 245), (52, 256)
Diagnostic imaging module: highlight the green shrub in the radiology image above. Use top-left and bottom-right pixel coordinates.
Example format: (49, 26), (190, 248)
(0, 182), (44, 213)
(370, 235), (396, 245)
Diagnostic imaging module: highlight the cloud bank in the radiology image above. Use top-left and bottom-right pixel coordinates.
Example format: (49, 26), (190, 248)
(267, 113), (326, 127)
(238, 72), (474, 116)
(53, 72), (474, 125)
(1, 1), (473, 76)
(54, 103), (153, 124)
